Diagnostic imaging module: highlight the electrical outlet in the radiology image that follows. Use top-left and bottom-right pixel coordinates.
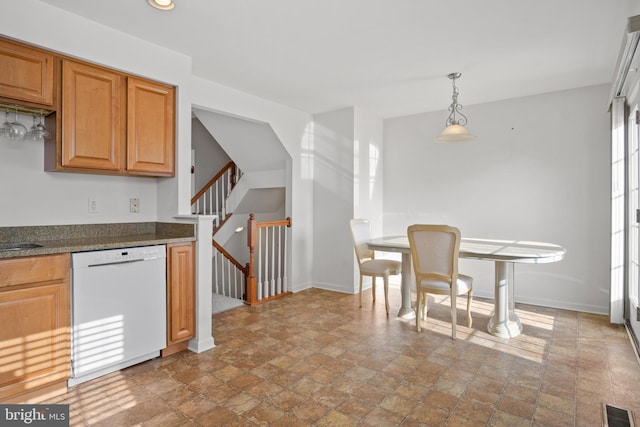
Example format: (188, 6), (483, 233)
(88, 198), (99, 213)
(130, 198), (140, 213)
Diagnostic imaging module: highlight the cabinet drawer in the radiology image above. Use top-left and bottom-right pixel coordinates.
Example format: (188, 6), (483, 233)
(0, 254), (70, 289)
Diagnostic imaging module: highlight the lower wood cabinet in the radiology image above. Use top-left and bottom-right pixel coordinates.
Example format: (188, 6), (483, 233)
(162, 242), (196, 357)
(0, 254), (70, 403)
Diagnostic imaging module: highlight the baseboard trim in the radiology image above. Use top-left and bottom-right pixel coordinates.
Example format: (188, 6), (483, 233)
(471, 290), (608, 315)
(188, 336), (215, 353)
(2, 380), (68, 404)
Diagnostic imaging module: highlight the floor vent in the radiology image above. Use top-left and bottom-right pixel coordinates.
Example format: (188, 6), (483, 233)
(603, 404), (635, 427)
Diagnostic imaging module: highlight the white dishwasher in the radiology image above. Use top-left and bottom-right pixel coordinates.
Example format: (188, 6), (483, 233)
(69, 245), (167, 386)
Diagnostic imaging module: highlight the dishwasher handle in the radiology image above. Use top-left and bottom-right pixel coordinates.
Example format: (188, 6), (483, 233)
(88, 258), (147, 268)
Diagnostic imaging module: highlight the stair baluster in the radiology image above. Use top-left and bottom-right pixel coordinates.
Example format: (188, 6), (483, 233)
(193, 163), (291, 306)
(191, 161), (240, 230)
(245, 214), (292, 306)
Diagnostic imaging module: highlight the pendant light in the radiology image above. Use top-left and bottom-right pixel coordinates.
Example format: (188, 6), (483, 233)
(147, 0), (175, 10)
(435, 72), (475, 143)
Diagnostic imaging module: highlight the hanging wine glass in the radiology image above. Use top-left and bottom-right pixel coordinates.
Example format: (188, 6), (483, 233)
(8, 107), (26, 141)
(35, 111), (51, 139)
(0, 109), (12, 138)
(25, 112), (51, 140)
(25, 114), (39, 140)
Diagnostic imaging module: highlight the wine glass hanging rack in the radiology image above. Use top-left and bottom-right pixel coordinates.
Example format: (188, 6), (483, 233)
(0, 102), (54, 117)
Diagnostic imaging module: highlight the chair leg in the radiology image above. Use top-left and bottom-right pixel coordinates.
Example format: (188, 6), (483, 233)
(451, 294), (457, 340)
(359, 275), (363, 308)
(372, 276), (376, 303)
(422, 293), (427, 320)
(467, 289), (473, 327)
(416, 289), (422, 332)
(383, 276), (389, 316)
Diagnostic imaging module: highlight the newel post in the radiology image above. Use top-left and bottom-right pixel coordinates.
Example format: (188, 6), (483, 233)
(246, 213), (257, 305)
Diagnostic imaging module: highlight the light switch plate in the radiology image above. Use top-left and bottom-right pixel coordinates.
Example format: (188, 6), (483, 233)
(88, 198), (99, 213)
(130, 198), (140, 213)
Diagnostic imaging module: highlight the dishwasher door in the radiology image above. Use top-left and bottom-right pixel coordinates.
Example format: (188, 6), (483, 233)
(70, 245), (167, 386)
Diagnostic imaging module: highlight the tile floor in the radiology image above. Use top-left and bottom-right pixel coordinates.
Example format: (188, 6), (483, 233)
(56, 287), (640, 426)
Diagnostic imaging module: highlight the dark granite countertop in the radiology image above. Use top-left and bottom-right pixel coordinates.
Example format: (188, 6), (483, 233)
(0, 222), (196, 259)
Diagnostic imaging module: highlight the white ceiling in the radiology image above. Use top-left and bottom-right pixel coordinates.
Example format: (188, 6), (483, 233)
(38, 0), (638, 118)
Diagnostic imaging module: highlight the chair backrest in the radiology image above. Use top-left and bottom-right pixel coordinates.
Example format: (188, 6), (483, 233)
(407, 224), (461, 282)
(350, 219), (374, 264)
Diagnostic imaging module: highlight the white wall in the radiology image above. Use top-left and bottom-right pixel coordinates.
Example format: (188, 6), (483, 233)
(191, 76), (314, 292)
(309, 107), (386, 294)
(312, 108), (356, 293)
(353, 108), (386, 290)
(0, 0), (314, 293)
(0, 0), (192, 225)
(354, 107), (384, 233)
(192, 117), (230, 194)
(194, 109), (288, 173)
(5, 1), (614, 316)
(384, 84), (611, 314)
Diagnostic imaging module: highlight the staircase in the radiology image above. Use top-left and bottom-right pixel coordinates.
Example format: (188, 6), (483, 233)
(191, 161), (240, 232)
(192, 161), (292, 306)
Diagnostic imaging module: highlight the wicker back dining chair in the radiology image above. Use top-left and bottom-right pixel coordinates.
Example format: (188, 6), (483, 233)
(350, 219), (401, 315)
(407, 224), (473, 339)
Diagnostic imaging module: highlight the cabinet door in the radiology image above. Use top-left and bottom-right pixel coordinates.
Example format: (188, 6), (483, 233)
(0, 255), (70, 401)
(167, 243), (195, 345)
(0, 38), (54, 106)
(61, 60), (125, 170)
(127, 77), (175, 176)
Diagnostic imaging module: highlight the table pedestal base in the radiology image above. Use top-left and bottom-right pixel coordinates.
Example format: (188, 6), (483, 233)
(488, 312), (522, 338)
(398, 307), (416, 318)
(487, 261), (523, 338)
(398, 252), (415, 319)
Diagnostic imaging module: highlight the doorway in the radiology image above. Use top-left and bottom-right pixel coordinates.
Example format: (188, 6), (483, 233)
(610, 13), (640, 352)
(628, 105), (640, 346)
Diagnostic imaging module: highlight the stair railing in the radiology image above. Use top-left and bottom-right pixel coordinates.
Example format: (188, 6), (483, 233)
(246, 214), (292, 306)
(191, 161), (241, 225)
(193, 164), (292, 306)
(194, 161), (246, 302)
(212, 240), (246, 301)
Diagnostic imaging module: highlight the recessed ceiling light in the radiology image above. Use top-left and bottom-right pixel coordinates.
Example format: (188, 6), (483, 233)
(147, 0), (174, 10)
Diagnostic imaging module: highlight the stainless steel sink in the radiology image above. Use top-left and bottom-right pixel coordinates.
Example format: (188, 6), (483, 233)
(0, 243), (43, 251)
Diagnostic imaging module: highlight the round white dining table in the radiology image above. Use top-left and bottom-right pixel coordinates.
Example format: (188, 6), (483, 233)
(367, 236), (566, 338)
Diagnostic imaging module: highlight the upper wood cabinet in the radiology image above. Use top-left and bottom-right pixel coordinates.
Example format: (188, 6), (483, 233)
(0, 36), (177, 177)
(0, 38), (54, 107)
(127, 77), (175, 176)
(61, 60), (125, 171)
(45, 59), (176, 177)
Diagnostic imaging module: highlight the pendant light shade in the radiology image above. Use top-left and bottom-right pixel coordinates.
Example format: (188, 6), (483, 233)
(148, 0), (175, 10)
(435, 73), (475, 143)
(435, 124), (475, 143)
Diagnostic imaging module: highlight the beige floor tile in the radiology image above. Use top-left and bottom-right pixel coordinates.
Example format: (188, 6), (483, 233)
(51, 288), (639, 426)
